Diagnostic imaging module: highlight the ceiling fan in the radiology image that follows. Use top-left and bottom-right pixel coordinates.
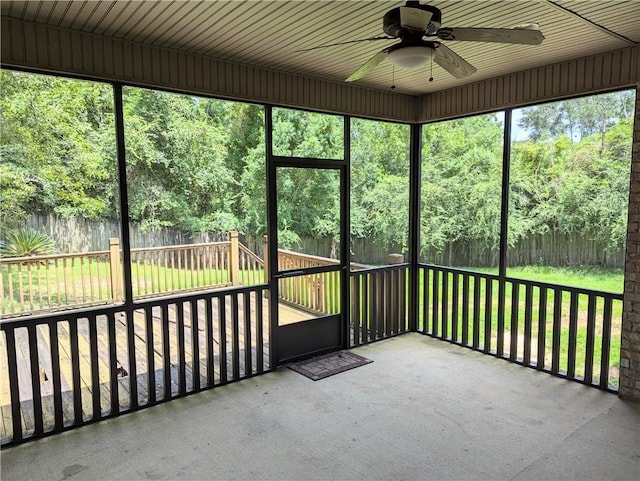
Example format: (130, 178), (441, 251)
(300, 1), (545, 81)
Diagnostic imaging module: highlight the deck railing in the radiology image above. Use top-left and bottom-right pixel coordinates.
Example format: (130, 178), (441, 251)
(0, 284), (270, 445)
(128, 241), (232, 298)
(0, 252), (408, 444)
(238, 243), (266, 287)
(1, 250), (623, 446)
(0, 233), (260, 319)
(0, 251), (114, 317)
(418, 264), (622, 390)
(350, 264), (409, 346)
(276, 249), (340, 314)
(275, 248), (371, 315)
(2, 231), (386, 319)
(129, 233), (267, 298)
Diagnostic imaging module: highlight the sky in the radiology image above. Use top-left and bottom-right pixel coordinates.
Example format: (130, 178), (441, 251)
(511, 108), (530, 141)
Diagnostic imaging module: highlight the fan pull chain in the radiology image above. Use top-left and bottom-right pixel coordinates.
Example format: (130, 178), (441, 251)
(429, 56), (434, 82)
(391, 65), (396, 90)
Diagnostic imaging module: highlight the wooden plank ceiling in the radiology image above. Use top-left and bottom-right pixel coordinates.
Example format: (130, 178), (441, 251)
(1, 0), (638, 95)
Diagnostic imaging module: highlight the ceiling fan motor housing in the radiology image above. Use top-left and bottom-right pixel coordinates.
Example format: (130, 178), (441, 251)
(383, 3), (442, 37)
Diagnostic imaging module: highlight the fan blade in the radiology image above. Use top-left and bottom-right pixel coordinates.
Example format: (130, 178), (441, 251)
(438, 27), (544, 45)
(346, 50), (389, 82)
(294, 36), (393, 53)
(433, 44), (477, 79)
(400, 6), (433, 30)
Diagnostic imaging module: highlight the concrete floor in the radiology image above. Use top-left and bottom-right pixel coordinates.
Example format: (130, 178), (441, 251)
(1, 333), (639, 480)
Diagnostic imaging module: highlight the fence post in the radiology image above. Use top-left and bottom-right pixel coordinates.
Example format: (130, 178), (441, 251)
(263, 235), (269, 283)
(387, 253), (404, 265)
(109, 238), (121, 302)
(230, 231), (240, 286)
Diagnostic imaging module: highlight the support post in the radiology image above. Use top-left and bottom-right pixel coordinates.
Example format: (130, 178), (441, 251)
(263, 235), (269, 283)
(112, 84), (133, 305)
(340, 117), (352, 349)
(499, 109), (512, 278)
(408, 123), (422, 332)
(388, 253), (404, 333)
(230, 231), (240, 286)
(266, 105), (279, 367)
(387, 254), (404, 265)
(620, 85), (640, 400)
(108, 238), (121, 302)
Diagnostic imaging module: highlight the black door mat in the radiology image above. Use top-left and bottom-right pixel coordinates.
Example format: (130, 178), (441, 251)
(288, 351), (373, 381)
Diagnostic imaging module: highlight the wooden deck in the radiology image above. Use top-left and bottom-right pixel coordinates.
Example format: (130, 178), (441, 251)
(0, 297), (315, 443)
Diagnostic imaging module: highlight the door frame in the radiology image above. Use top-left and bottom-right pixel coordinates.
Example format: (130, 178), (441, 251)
(265, 106), (351, 365)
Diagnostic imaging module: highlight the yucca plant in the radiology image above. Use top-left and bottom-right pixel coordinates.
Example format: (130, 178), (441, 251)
(0, 229), (55, 257)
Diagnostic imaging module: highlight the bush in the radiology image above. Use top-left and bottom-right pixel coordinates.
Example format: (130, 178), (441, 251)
(0, 229), (55, 257)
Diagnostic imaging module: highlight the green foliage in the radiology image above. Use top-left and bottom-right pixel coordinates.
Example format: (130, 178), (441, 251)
(0, 71), (266, 237)
(0, 162), (37, 229)
(276, 167), (340, 250)
(420, 114), (503, 257)
(510, 91), (634, 253)
(122, 87), (257, 234)
(0, 69), (634, 269)
(0, 229), (55, 257)
(518, 91), (634, 141)
(350, 118), (410, 254)
(0, 70), (118, 229)
(273, 108), (343, 159)
(419, 90), (634, 266)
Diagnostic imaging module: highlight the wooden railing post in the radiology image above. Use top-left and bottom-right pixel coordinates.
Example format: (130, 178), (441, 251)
(263, 235), (269, 283)
(387, 253), (404, 265)
(388, 253), (404, 333)
(109, 238), (121, 302)
(230, 231), (240, 286)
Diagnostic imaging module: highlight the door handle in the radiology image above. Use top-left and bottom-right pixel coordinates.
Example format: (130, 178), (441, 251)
(273, 270), (306, 279)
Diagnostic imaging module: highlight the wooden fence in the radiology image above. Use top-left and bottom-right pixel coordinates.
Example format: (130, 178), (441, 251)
(25, 213), (227, 253)
(420, 233), (625, 269)
(25, 214), (625, 268)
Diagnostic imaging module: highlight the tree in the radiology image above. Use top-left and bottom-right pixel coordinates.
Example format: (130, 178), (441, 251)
(123, 88), (243, 233)
(420, 113), (504, 263)
(350, 118), (410, 257)
(518, 90), (634, 145)
(2, 69), (633, 268)
(0, 70), (118, 231)
(241, 108), (343, 252)
(510, 91), (634, 256)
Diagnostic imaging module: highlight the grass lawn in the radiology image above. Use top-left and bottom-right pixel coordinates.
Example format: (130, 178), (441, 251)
(506, 265), (623, 293)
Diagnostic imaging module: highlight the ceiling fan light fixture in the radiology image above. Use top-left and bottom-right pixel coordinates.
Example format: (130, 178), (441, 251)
(387, 46), (434, 69)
